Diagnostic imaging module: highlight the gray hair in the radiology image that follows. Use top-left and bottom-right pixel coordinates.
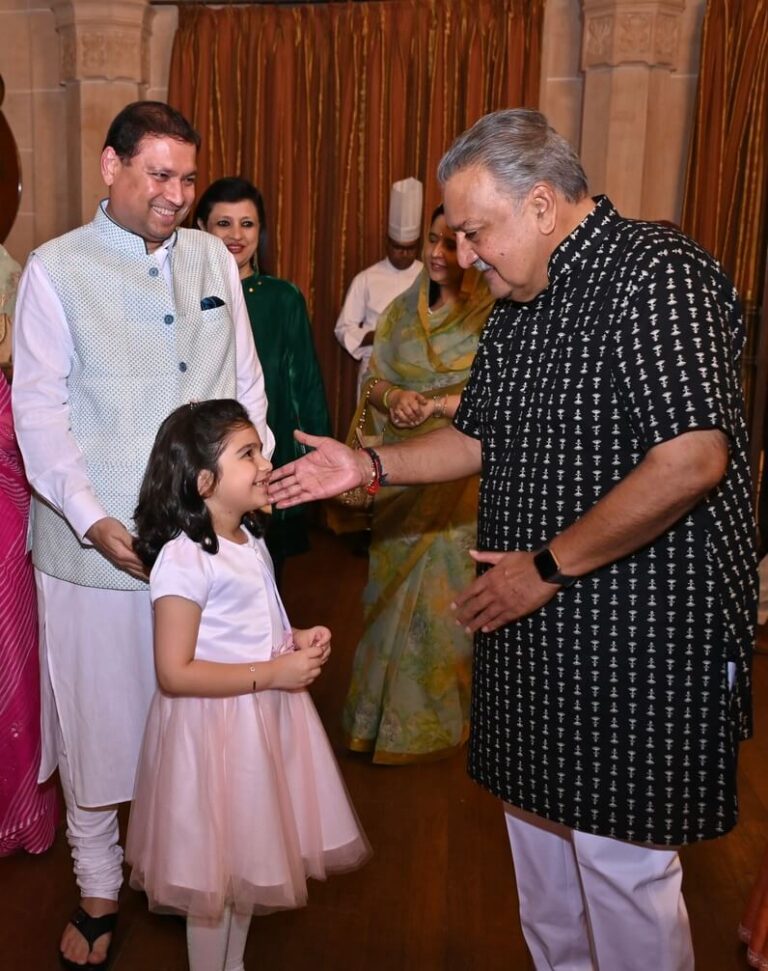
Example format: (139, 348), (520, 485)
(437, 109), (588, 204)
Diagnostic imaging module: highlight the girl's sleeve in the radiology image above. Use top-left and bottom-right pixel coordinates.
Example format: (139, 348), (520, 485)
(149, 537), (211, 608)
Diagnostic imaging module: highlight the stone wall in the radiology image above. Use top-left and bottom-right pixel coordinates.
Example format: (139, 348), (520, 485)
(1, 0), (705, 264)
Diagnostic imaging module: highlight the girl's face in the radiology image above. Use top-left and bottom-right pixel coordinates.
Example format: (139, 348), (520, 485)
(424, 214), (462, 289)
(199, 423), (272, 526)
(199, 200), (260, 277)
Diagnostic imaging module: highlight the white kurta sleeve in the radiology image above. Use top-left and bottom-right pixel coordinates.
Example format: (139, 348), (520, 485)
(334, 272), (369, 360)
(225, 256), (275, 459)
(11, 256), (108, 541)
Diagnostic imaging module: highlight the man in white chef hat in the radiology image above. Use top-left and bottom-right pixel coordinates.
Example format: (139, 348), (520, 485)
(335, 176), (424, 398)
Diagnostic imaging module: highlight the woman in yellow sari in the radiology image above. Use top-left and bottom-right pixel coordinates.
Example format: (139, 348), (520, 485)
(342, 205), (494, 763)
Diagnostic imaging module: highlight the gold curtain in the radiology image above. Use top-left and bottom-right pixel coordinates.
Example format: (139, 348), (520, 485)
(168, 0), (544, 436)
(681, 0), (768, 472)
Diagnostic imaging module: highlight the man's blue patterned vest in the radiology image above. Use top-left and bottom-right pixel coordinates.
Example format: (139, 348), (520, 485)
(32, 203), (238, 590)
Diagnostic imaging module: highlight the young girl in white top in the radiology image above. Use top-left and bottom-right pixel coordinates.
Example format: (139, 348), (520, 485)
(125, 399), (369, 971)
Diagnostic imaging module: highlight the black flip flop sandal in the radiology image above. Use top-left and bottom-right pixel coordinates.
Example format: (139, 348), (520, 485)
(59, 906), (118, 971)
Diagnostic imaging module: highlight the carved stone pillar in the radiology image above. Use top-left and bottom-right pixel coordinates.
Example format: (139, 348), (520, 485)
(579, 0), (686, 218)
(51, 0), (151, 225)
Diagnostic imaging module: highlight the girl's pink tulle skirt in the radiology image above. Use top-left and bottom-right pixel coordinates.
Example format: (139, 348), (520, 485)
(126, 688), (370, 919)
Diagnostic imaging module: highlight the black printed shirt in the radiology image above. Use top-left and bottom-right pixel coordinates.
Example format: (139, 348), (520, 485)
(454, 196), (757, 845)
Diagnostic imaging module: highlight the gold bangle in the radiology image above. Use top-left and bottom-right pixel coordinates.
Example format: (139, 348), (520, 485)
(382, 385), (399, 410)
(432, 394), (447, 419)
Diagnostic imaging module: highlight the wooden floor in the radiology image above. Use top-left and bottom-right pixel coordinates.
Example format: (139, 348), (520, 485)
(1, 527), (766, 970)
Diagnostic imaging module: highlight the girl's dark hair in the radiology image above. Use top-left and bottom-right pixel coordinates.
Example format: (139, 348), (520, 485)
(133, 399), (264, 568)
(428, 203), (446, 307)
(194, 177), (269, 274)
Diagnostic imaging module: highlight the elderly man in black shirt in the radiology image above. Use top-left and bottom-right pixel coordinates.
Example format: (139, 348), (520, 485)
(269, 109), (757, 971)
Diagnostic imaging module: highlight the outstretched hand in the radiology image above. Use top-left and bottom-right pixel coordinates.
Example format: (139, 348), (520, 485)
(268, 431), (368, 508)
(451, 549), (558, 633)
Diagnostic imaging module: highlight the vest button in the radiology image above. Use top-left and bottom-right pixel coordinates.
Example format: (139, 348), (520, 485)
(179, 362), (187, 373)
(149, 267), (159, 277)
(164, 314), (174, 325)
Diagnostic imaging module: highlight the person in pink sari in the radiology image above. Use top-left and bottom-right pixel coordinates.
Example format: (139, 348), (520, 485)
(0, 376), (57, 854)
(740, 855), (768, 969)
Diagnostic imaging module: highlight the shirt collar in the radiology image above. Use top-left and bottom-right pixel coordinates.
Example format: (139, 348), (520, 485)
(384, 257), (412, 273)
(546, 195), (619, 286)
(94, 199), (179, 257)
(153, 233), (176, 271)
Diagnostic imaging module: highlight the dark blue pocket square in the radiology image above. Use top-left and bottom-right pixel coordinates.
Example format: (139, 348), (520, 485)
(200, 295), (225, 310)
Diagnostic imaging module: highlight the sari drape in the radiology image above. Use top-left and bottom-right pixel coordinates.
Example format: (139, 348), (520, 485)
(342, 269), (493, 762)
(0, 378), (57, 854)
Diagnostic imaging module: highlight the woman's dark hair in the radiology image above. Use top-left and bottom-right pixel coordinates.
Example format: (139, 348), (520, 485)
(103, 101), (200, 160)
(428, 203), (448, 307)
(194, 177), (269, 273)
(133, 399), (263, 568)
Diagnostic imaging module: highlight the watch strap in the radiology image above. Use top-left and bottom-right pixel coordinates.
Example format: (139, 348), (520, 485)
(533, 546), (578, 588)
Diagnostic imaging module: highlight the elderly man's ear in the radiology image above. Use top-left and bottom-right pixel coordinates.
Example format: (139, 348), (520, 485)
(529, 184), (558, 235)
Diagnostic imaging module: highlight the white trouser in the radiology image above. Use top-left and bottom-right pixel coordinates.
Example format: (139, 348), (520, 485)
(57, 722), (123, 900)
(504, 804), (694, 971)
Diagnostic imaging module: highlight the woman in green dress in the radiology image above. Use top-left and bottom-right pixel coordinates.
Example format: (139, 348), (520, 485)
(342, 205), (494, 763)
(195, 178), (331, 582)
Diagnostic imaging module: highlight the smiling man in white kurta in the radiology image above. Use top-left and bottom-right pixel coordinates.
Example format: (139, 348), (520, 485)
(11, 101), (272, 969)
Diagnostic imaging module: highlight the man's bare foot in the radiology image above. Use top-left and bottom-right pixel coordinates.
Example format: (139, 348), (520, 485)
(60, 897), (118, 966)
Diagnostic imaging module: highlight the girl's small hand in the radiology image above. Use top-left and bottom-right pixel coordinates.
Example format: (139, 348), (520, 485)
(293, 625), (331, 656)
(270, 645), (325, 690)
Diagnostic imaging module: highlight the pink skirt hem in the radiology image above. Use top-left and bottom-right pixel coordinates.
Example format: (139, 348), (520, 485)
(126, 688), (370, 919)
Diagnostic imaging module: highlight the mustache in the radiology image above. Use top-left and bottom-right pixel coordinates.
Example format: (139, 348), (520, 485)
(473, 257), (492, 272)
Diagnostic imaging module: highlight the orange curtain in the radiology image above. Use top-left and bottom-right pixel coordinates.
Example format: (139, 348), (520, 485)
(168, 0), (544, 436)
(681, 0), (768, 465)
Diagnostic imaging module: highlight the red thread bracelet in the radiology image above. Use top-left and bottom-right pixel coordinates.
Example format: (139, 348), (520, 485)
(362, 447), (383, 495)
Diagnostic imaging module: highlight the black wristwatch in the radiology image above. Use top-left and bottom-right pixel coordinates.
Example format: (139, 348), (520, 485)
(533, 545), (578, 588)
